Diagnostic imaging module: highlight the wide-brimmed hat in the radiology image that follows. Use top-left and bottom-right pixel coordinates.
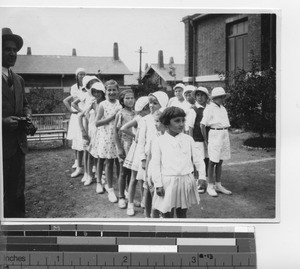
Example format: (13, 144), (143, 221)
(173, 83), (185, 91)
(2, 28), (23, 51)
(191, 86), (209, 99)
(211, 87), (229, 99)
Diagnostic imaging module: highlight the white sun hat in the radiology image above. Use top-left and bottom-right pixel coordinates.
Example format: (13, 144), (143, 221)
(211, 87), (229, 99)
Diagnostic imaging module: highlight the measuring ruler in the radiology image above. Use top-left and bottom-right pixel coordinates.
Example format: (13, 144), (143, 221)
(0, 224), (256, 268)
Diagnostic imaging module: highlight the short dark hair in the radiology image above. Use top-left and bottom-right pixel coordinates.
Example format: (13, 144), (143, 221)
(118, 89), (134, 107)
(159, 106), (186, 125)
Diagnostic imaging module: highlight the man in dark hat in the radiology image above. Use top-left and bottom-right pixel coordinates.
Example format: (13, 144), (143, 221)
(2, 28), (31, 217)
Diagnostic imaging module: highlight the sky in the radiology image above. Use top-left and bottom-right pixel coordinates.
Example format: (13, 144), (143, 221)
(0, 7), (198, 72)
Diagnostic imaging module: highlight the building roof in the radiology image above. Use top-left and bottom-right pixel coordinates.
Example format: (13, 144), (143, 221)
(12, 55), (132, 75)
(142, 64), (185, 82)
(124, 72), (140, 86)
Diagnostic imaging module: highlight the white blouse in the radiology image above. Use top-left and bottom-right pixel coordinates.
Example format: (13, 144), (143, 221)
(168, 97), (191, 114)
(151, 132), (202, 188)
(138, 114), (157, 160)
(200, 102), (230, 128)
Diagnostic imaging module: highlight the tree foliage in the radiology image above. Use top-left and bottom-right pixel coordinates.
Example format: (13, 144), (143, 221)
(131, 80), (162, 99)
(220, 59), (276, 137)
(26, 88), (68, 114)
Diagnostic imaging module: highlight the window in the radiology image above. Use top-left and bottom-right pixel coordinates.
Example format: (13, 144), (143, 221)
(227, 20), (249, 72)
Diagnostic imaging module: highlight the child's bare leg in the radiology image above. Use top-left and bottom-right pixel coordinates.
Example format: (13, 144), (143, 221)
(114, 158), (120, 178)
(118, 162), (126, 196)
(127, 170), (138, 216)
(215, 160), (223, 183)
(204, 158), (209, 178)
(87, 154), (93, 177)
(207, 160), (218, 197)
(106, 159), (118, 203)
(128, 170), (138, 203)
(96, 158), (105, 183)
(106, 159), (114, 189)
(144, 188), (152, 218)
(77, 150), (84, 167)
(215, 160), (232, 195)
(208, 160), (215, 184)
(83, 153), (95, 186)
(96, 158), (105, 193)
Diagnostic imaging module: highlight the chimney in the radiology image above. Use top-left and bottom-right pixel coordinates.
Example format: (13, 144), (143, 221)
(158, 50), (164, 69)
(145, 63), (149, 70)
(113, 42), (119, 61)
(72, 48), (77, 56)
(169, 57), (174, 65)
(27, 47), (32, 55)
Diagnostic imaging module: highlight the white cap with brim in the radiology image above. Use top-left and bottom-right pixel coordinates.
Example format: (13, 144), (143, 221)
(150, 91), (169, 109)
(173, 83), (185, 91)
(191, 86), (209, 99)
(211, 87), (229, 99)
(183, 85), (196, 95)
(75, 67), (86, 76)
(135, 96), (149, 112)
(82, 75), (99, 89)
(91, 82), (105, 93)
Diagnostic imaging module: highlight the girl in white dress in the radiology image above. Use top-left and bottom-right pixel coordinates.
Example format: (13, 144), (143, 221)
(72, 76), (100, 180)
(63, 68), (86, 171)
(152, 106), (205, 218)
(138, 91), (169, 217)
(95, 80), (122, 203)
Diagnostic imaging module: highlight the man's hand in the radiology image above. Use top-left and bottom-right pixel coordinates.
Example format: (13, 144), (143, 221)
(2, 116), (20, 131)
(156, 187), (165, 197)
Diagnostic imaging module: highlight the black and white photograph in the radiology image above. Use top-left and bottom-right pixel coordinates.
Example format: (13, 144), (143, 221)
(1, 6), (277, 220)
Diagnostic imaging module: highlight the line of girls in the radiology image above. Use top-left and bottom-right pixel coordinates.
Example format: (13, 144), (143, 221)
(63, 68), (218, 218)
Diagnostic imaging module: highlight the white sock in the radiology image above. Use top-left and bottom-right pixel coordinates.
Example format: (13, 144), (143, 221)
(216, 182), (222, 188)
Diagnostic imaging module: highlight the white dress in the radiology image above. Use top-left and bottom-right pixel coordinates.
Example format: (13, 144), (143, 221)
(95, 100), (122, 159)
(71, 90), (89, 151)
(123, 115), (142, 170)
(151, 132), (200, 214)
(67, 84), (81, 140)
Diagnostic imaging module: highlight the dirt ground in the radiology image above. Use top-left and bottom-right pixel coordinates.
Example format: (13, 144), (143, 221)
(24, 131), (276, 220)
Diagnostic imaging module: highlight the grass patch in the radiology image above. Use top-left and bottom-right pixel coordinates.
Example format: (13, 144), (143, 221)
(243, 136), (276, 149)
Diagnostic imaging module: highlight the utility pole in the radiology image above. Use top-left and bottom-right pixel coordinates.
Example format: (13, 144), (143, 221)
(135, 46), (147, 85)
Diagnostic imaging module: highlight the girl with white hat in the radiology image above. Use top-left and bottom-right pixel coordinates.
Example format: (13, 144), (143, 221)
(200, 87), (232, 197)
(121, 96), (150, 216)
(79, 81), (106, 187)
(63, 68), (86, 175)
(138, 91), (169, 217)
(71, 75), (100, 180)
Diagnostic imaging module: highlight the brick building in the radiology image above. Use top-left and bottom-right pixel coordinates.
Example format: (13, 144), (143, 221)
(182, 13), (276, 89)
(12, 43), (132, 93)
